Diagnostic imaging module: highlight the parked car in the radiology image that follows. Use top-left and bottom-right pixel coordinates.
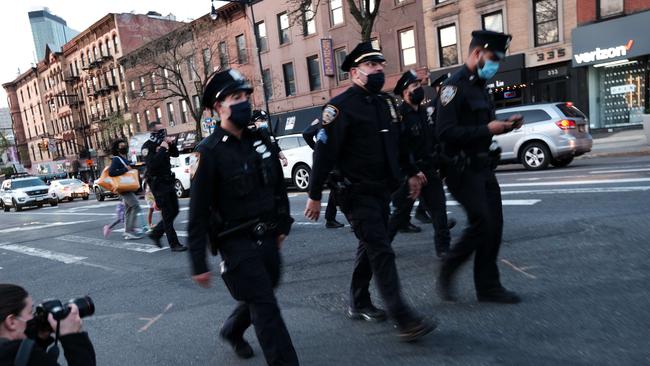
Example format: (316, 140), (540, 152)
(494, 102), (593, 170)
(170, 153), (197, 198)
(93, 179), (119, 201)
(276, 134), (313, 191)
(49, 179), (90, 202)
(0, 176), (57, 212)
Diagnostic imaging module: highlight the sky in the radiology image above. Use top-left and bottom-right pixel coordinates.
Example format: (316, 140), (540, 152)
(0, 1), (231, 109)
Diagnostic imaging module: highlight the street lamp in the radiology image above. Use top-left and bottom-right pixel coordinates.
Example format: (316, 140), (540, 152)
(211, 0), (272, 131)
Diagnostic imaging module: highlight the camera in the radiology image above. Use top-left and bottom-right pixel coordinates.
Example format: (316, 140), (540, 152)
(33, 296), (95, 332)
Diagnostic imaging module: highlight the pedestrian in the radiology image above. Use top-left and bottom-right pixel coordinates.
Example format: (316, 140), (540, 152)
(302, 119), (344, 229)
(304, 41), (436, 342)
(435, 30), (523, 304)
(141, 122), (187, 252)
(188, 69), (299, 365)
(103, 199), (125, 238)
(108, 139), (143, 240)
(143, 179), (156, 232)
(388, 70), (455, 258)
(252, 110), (288, 167)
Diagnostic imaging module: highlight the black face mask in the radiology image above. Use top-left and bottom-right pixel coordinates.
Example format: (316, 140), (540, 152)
(150, 129), (167, 145)
(409, 87), (425, 105)
(229, 101), (252, 129)
(118, 147), (128, 155)
(361, 71), (385, 93)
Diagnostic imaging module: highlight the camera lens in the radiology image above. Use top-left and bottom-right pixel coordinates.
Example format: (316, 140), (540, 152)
(69, 296), (95, 318)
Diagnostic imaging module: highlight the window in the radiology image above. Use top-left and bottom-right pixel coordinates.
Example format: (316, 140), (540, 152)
(282, 62), (296, 96)
(180, 99), (188, 123)
(151, 73), (157, 92)
(306, 55), (321, 91)
(256, 22), (269, 52)
(534, 0), (559, 46)
(599, 0), (623, 18)
(111, 69), (117, 85)
(370, 38), (380, 50)
(155, 107), (162, 122)
(303, 3), (316, 36)
(218, 42), (229, 70)
(482, 11), (503, 33)
(496, 109), (551, 124)
(167, 102), (175, 127)
(202, 48), (212, 73)
(144, 110), (151, 123)
(130, 80), (136, 92)
(262, 69), (273, 100)
(106, 39), (112, 55)
(278, 137), (300, 150)
(162, 68), (170, 89)
(192, 95), (201, 114)
(359, 0), (376, 14)
(330, 0), (344, 26)
(399, 28), (417, 67)
(278, 13), (290, 45)
(113, 35), (120, 54)
(187, 57), (197, 81)
(139, 76), (146, 92)
(99, 42), (106, 57)
(436, 0), (451, 4)
(236, 35), (248, 64)
(335, 48), (349, 82)
(438, 24), (458, 67)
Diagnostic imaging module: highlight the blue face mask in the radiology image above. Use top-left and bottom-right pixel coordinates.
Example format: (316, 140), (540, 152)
(477, 57), (500, 80)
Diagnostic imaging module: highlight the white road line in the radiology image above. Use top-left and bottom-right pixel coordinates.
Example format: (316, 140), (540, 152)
(496, 164), (650, 176)
(57, 235), (168, 253)
(0, 242), (86, 264)
(112, 228), (189, 237)
(500, 177), (650, 188)
(447, 199), (541, 206)
(501, 185), (650, 195)
(12, 212), (114, 216)
(0, 221), (92, 234)
(589, 168), (650, 174)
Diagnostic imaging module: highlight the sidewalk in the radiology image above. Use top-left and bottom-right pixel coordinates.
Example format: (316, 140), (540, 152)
(581, 128), (650, 158)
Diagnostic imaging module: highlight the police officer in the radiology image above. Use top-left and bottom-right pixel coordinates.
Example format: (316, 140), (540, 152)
(142, 122), (187, 252)
(304, 42), (435, 342)
(387, 70), (453, 258)
(302, 119), (344, 229)
(188, 69), (299, 365)
(251, 110), (288, 167)
(436, 30), (523, 304)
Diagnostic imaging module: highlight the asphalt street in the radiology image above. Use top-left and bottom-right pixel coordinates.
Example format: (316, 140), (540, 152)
(1, 155), (649, 365)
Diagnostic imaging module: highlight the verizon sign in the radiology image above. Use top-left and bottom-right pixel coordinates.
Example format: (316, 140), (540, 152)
(574, 40), (634, 65)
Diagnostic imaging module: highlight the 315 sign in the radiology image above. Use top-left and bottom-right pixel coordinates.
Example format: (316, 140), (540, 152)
(537, 48), (566, 62)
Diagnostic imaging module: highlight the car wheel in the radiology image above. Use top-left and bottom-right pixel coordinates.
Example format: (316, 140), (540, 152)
(521, 142), (551, 170)
(95, 188), (104, 202)
(551, 156), (574, 168)
(13, 199), (22, 212)
(37, 204), (43, 208)
(83, 195), (89, 200)
(174, 180), (186, 198)
(292, 164), (311, 192)
(3, 203), (9, 212)
(50, 200), (58, 207)
(67, 196), (74, 202)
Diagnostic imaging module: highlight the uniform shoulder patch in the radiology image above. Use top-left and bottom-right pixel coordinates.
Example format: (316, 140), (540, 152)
(440, 86), (457, 107)
(141, 148), (149, 157)
(322, 104), (339, 126)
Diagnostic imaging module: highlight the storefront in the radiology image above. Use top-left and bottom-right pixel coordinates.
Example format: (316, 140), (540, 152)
(572, 10), (650, 130)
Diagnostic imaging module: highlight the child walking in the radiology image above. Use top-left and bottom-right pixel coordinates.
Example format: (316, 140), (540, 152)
(103, 199), (125, 238)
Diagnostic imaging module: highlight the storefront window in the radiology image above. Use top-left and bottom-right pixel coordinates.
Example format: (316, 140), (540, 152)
(597, 59), (648, 128)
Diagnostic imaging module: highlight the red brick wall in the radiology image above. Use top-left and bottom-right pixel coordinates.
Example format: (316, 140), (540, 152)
(625, 0), (650, 14)
(577, 0), (650, 25)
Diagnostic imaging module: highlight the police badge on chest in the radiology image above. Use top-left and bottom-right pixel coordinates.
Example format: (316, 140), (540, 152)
(254, 140), (272, 159)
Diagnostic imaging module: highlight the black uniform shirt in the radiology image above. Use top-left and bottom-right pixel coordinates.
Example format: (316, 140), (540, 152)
(141, 138), (179, 180)
(435, 65), (495, 157)
(187, 126), (292, 275)
(308, 85), (403, 201)
(398, 101), (440, 177)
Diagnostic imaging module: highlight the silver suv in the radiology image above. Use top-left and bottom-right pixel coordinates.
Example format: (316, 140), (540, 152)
(494, 102), (593, 170)
(1, 176), (58, 212)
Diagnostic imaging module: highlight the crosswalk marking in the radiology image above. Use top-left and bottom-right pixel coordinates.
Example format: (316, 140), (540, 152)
(501, 186), (650, 195)
(0, 242), (86, 264)
(500, 177), (650, 188)
(57, 235), (167, 253)
(0, 221), (92, 233)
(589, 168), (650, 174)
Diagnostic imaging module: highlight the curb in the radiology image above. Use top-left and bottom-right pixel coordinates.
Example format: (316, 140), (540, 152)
(578, 149), (650, 159)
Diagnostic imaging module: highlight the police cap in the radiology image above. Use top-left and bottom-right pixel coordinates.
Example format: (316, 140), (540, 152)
(393, 70), (420, 96)
(251, 109), (268, 122)
(470, 30), (512, 60)
(430, 73), (450, 88)
(341, 41), (386, 72)
(202, 69), (253, 110)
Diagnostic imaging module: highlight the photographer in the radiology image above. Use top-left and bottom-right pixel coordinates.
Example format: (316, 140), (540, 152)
(0, 284), (96, 366)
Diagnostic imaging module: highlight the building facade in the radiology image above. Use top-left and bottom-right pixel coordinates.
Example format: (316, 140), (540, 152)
(29, 9), (80, 61)
(425, 0), (588, 113)
(572, 2), (650, 130)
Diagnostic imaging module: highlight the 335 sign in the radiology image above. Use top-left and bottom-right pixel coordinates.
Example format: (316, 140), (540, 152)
(537, 48), (566, 62)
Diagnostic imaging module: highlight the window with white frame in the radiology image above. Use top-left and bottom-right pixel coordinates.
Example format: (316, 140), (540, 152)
(482, 10), (504, 33)
(438, 24), (458, 67)
(533, 0), (559, 46)
(399, 28), (417, 67)
(330, 0), (344, 26)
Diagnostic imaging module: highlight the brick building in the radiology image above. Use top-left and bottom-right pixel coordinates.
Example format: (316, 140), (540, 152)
(572, 1), (650, 130)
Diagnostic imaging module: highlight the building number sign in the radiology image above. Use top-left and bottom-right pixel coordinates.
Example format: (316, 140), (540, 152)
(537, 48), (566, 62)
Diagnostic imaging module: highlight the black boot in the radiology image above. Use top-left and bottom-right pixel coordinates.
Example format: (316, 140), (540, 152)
(414, 209), (432, 224)
(347, 305), (387, 322)
(326, 219), (345, 229)
(220, 331), (254, 359)
(477, 289), (521, 304)
(170, 244), (188, 252)
(398, 222), (421, 233)
(397, 317), (437, 342)
(436, 264), (458, 302)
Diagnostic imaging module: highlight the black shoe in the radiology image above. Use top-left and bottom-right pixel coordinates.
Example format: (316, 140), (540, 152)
(147, 232), (162, 248)
(397, 318), (437, 342)
(477, 289), (521, 304)
(398, 222), (421, 233)
(447, 218), (457, 229)
(436, 267), (457, 302)
(170, 244), (188, 252)
(220, 332), (254, 359)
(326, 220), (344, 229)
(347, 305), (387, 322)
(415, 211), (432, 224)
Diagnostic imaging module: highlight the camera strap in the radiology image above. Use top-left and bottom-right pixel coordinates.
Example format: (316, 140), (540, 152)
(14, 338), (34, 366)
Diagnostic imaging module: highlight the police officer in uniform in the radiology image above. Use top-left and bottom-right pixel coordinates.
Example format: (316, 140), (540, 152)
(304, 42), (435, 342)
(388, 70), (453, 258)
(142, 122), (187, 252)
(188, 69), (299, 365)
(302, 119), (344, 229)
(436, 30), (523, 304)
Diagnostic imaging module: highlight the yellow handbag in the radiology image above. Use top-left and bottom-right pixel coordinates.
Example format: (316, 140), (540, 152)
(97, 158), (140, 193)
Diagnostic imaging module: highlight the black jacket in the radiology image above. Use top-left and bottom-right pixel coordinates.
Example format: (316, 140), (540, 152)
(141, 138), (179, 183)
(398, 102), (440, 177)
(301, 120), (321, 150)
(108, 156), (130, 177)
(0, 333), (96, 366)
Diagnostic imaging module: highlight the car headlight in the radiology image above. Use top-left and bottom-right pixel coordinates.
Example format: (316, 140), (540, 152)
(16, 192), (28, 199)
